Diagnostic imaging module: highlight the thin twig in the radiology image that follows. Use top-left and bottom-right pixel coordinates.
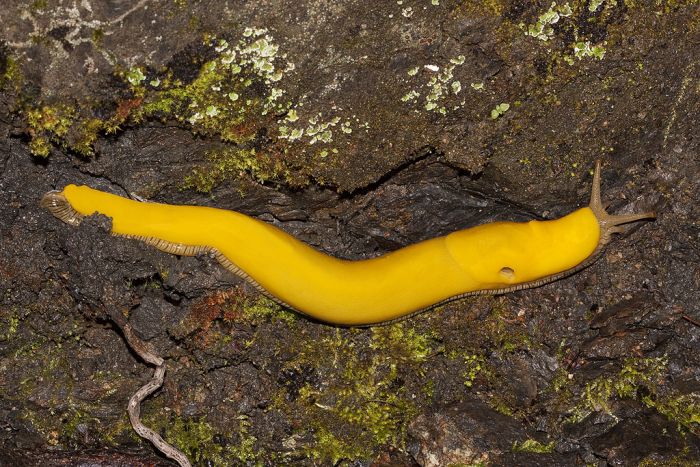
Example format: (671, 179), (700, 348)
(682, 315), (700, 327)
(115, 317), (192, 467)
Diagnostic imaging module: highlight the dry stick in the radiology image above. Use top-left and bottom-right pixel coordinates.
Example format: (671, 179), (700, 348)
(115, 316), (193, 467)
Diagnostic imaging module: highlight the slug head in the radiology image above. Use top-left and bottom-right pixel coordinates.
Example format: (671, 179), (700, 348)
(588, 160), (656, 246)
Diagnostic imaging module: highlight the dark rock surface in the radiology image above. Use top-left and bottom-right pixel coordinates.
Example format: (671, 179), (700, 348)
(1, 0), (699, 465)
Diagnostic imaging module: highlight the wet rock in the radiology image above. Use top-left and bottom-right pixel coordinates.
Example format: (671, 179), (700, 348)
(561, 397), (700, 464)
(408, 398), (572, 466)
(582, 294), (672, 359)
(129, 295), (179, 341)
(408, 399), (521, 466)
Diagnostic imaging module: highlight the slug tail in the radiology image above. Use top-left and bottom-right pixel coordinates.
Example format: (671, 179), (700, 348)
(41, 190), (84, 226)
(589, 160), (656, 244)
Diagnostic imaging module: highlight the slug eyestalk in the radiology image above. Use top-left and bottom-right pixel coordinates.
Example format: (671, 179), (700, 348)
(588, 160), (656, 246)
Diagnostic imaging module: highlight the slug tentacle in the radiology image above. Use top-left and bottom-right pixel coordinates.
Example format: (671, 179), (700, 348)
(589, 160), (656, 246)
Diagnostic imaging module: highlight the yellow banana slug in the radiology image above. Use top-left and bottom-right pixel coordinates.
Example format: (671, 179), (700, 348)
(41, 162), (654, 326)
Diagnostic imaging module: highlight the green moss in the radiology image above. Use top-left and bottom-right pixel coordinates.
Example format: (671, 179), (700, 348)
(645, 392), (700, 434)
(239, 295), (297, 325)
(61, 406), (101, 442)
(1, 307), (130, 448)
(370, 324), (436, 364)
(0, 53), (23, 93)
(116, 31), (297, 189)
(27, 104), (75, 157)
(25, 103), (106, 158)
(481, 300), (532, 353)
(69, 117), (105, 157)
(162, 417), (221, 463)
(139, 412), (258, 464)
(128, 32), (292, 141)
(512, 438), (555, 453)
(461, 353), (485, 388)
(566, 356), (700, 435)
(91, 28), (105, 47)
(30, 0), (48, 11)
(639, 446), (698, 466)
(172, 417), (220, 461)
(15, 359), (116, 448)
(488, 395), (515, 416)
(0, 307), (19, 340)
(139, 412), (261, 464)
(22, 28), (296, 180)
(182, 147), (280, 193)
(651, 0), (700, 14)
(571, 357), (667, 422)
(277, 324), (435, 463)
(455, 0), (506, 16)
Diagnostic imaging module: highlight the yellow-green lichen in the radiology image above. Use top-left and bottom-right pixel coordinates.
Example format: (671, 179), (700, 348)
(573, 41), (606, 60)
(277, 110), (368, 158)
(589, 0), (607, 12)
(128, 30), (293, 143)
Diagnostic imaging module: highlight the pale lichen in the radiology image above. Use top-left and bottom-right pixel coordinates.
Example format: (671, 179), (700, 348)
(401, 56), (470, 115)
(524, 2), (573, 41)
(490, 102), (510, 119)
(522, 2), (608, 63)
(573, 41), (607, 60)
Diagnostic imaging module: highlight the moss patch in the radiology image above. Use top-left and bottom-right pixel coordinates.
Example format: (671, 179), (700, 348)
(512, 438), (555, 453)
(275, 323), (437, 463)
(567, 357), (700, 436)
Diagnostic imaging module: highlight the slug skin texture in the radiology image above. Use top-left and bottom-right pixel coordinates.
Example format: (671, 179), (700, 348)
(59, 184), (600, 325)
(44, 163), (653, 326)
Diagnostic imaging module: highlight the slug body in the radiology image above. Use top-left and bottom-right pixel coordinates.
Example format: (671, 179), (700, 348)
(42, 162), (654, 325)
